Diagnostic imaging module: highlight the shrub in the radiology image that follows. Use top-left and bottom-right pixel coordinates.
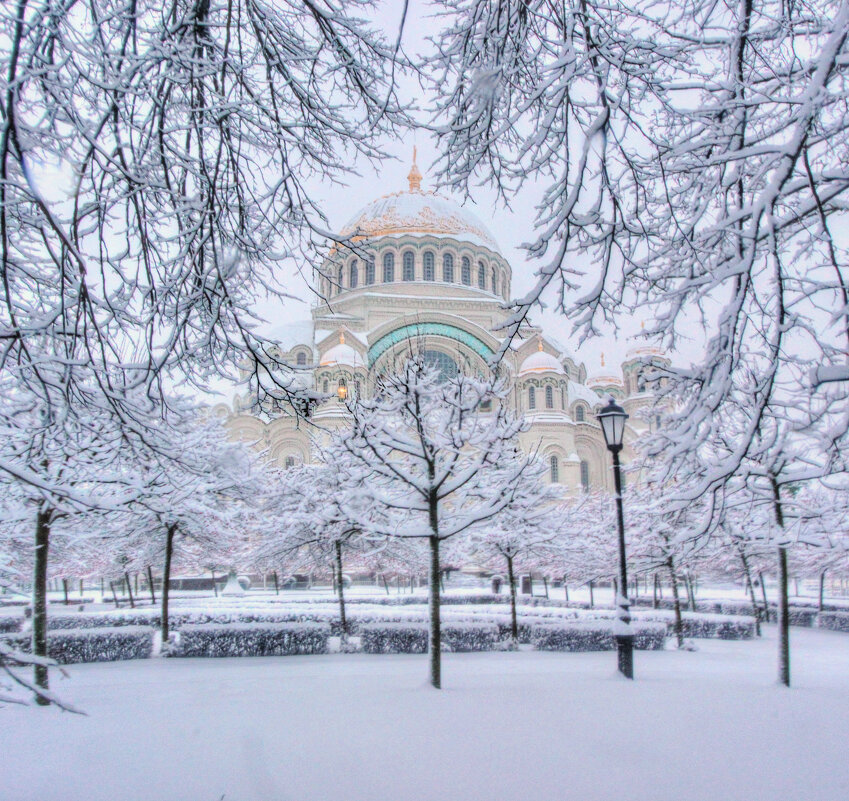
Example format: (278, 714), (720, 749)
(818, 611), (849, 633)
(632, 611), (756, 640)
(5, 626), (154, 664)
(443, 623), (500, 652)
(0, 614), (22, 633)
(360, 623), (428, 654)
(532, 621), (666, 652)
(175, 623), (330, 658)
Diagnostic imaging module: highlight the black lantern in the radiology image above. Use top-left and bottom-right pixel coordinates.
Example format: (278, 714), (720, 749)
(597, 398), (628, 451)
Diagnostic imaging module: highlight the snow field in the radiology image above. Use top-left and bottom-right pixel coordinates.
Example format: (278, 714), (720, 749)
(3, 625), (849, 801)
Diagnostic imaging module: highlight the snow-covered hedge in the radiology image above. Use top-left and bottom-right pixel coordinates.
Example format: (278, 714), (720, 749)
(532, 621), (667, 652)
(175, 622), (330, 658)
(359, 622), (501, 654)
(631, 611), (756, 640)
(818, 611), (849, 633)
(0, 614), (22, 633)
(5, 626), (154, 664)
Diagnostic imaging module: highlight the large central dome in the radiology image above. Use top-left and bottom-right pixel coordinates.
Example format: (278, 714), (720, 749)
(339, 158), (500, 253)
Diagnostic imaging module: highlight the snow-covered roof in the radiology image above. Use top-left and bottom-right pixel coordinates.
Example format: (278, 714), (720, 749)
(320, 343), (365, 369)
(339, 190), (501, 254)
(519, 350), (565, 376)
(568, 380), (601, 406)
(587, 374), (624, 389)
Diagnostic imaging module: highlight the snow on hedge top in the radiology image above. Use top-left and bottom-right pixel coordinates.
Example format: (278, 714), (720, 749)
(339, 190), (501, 254)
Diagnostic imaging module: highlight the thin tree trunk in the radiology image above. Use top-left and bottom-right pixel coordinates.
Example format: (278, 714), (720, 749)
(652, 573), (659, 609)
(110, 581), (119, 607)
(335, 539), (347, 636)
(739, 548), (761, 636)
(78, 579), (83, 599)
(668, 559), (684, 649)
(588, 579), (594, 608)
(124, 572), (135, 609)
(506, 554), (518, 641)
(32, 508), (51, 704)
(381, 573), (390, 595)
(212, 570), (218, 597)
(62, 578), (69, 605)
(563, 583), (569, 603)
(428, 534), (441, 689)
(146, 565), (156, 604)
(273, 570), (279, 595)
(759, 571), (770, 622)
(772, 478), (790, 687)
(819, 570), (826, 613)
(161, 524), (177, 645)
(542, 576), (549, 599)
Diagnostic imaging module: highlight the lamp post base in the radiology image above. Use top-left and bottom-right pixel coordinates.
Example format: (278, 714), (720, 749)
(617, 635), (634, 679)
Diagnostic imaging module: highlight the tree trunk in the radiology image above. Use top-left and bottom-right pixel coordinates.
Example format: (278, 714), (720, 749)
(335, 539), (347, 636)
(506, 554), (518, 640)
(739, 548), (761, 636)
(381, 573), (390, 595)
(667, 559), (684, 649)
(758, 571), (770, 622)
(772, 478), (790, 687)
(124, 571), (135, 609)
(110, 581), (119, 607)
(146, 565), (156, 604)
(212, 569), (218, 597)
(32, 508), (51, 704)
(273, 570), (279, 595)
(428, 534), (441, 689)
(161, 524), (177, 644)
(62, 578), (69, 605)
(588, 579), (594, 608)
(819, 570), (826, 613)
(79, 579), (84, 599)
(563, 583), (569, 603)
(652, 573), (659, 609)
(542, 576), (549, 599)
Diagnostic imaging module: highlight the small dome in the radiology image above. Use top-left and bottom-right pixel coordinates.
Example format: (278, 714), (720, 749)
(519, 350), (565, 375)
(320, 343), (365, 369)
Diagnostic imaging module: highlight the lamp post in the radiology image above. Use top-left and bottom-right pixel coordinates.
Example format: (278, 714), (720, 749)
(597, 397), (634, 679)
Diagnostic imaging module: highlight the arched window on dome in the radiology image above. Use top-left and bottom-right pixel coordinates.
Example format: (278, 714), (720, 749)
(461, 257), (471, 285)
(491, 267), (498, 295)
(545, 385), (554, 409)
(336, 265), (344, 295)
(365, 259), (375, 285)
(575, 405), (585, 422)
(478, 261), (486, 289)
(383, 252), (395, 283)
(561, 387), (566, 410)
(580, 460), (590, 491)
(296, 352), (306, 366)
(550, 454), (559, 483)
(403, 251), (415, 281)
(322, 379), (329, 394)
(423, 251), (435, 281)
(423, 350), (459, 382)
(285, 455), (296, 470)
(349, 259), (358, 289)
(528, 386), (536, 410)
(443, 253), (454, 283)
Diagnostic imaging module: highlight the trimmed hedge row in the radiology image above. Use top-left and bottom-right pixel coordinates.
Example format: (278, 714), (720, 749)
(0, 614), (22, 633)
(532, 622), (667, 652)
(818, 612), (849, 633)
(175, 622), (330, 658)
(359, 622), (502, 654)
(4, 626), (154, 664)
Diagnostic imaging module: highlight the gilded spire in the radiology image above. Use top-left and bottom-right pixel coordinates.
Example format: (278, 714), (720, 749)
(339, 331), (345, 345)
(601, 351), (605, 367)
(407, 146), (422, 192)
(537, 337), (544, 352)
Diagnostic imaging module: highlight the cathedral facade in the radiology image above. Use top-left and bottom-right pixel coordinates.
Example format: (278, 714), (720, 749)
(225, 159), (668, 493)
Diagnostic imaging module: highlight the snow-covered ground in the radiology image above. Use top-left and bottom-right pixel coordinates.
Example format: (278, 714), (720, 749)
(4, 625), (849, 801)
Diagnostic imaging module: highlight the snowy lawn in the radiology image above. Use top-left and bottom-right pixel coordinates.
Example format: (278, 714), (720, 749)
(4, 626), (849, 801)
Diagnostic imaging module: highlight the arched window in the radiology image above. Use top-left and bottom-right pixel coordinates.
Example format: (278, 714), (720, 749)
(365, 259), (375, 285)
(403, 251), (415, 281)
(322, 379), (329, 394)
(478, 261), (486, 289)
(296, 352), (306, 366)
(423, 251), (435, 281)
(575, 405), (585, 422)
(443, 253), (454, 283)
(491, 267), (498, 295)
(528, 386), (536, 410)
(423, 350), (459, 382)
(285, 456), (296, 470)
(461, 257), (471, 285)
(561, 388), (566, 410)
(336, 265), (344, 294)
(349, 259), (358, 289)
(545, 385), (554, 409)
(550, 454), (559, 483)
(355, 380), (362, 399)
(580, 460), (590, 491)
(383, 252), (395, 283)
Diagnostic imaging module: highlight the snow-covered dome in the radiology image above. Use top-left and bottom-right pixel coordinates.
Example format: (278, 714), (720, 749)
(320, 336), (365, 369)
(339, 155), (500, 253)
(519, 348), (565, 376)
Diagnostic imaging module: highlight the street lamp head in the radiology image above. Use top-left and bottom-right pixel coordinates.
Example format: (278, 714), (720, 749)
(597, 397), (628, 452)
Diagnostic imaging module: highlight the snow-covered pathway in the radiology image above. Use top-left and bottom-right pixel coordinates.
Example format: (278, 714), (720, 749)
(4, 626), (848, 801)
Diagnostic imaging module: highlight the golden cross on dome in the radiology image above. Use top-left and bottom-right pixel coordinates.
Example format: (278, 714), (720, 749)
(340, 331), (345, 345)
(601, 351), (605, 367)
(407, 146), (422, 192)
(537, 337), (544, 351)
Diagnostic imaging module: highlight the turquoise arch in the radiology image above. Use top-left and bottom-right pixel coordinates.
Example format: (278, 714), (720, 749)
(368, 322), (494, 368)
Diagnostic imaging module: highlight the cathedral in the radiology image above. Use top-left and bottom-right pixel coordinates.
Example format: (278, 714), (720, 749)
(225, 156), (668, 493)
